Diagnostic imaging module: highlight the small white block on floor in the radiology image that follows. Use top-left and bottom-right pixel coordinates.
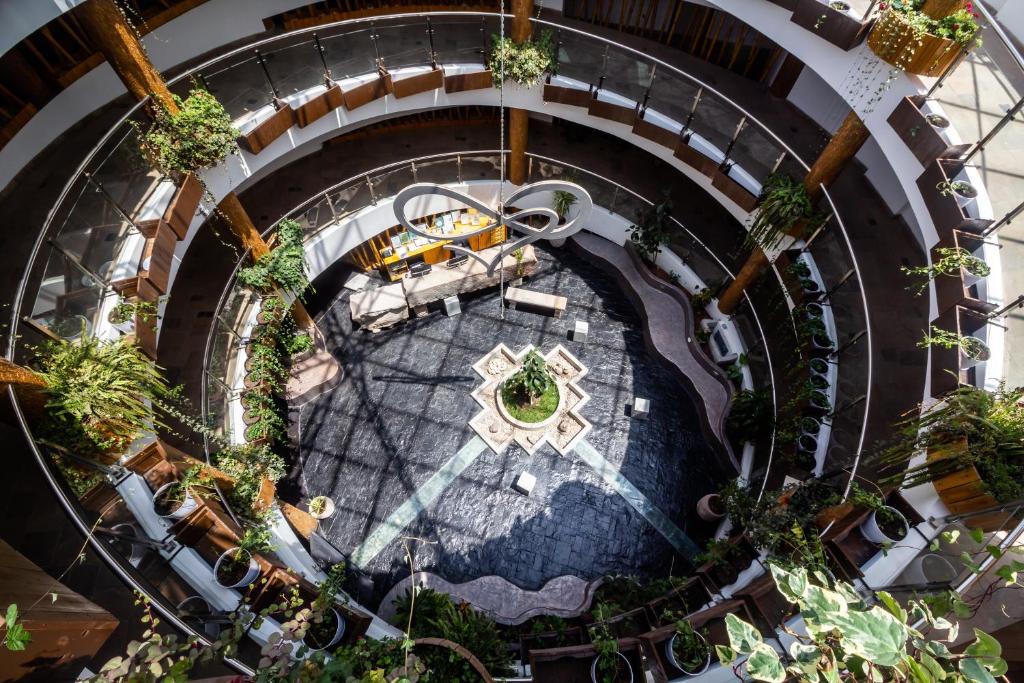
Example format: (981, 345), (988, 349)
(344, 273), (371, 291)
(632, 397), (650, 419)
(573, 320), (589, 343)
(444, 296), (461, 316)
(513, 471), (537, 495)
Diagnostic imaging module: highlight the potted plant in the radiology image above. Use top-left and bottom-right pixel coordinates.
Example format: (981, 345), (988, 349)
(590, 622), (633, 683)
(627, 194), (673, 260)
(302, 562), (348, 651)
(696, 493), (726, 522)
(859, 504), (910, 545)
(309, 495), (335, 520)
(214, 523), (274, 589)
(511, 247), (526, 286)
(666, 619), (711, 676)
(937, 179), (978, 209)
(239, 221), (310, 298)
(489, 29), (556, 88)
(919, 326), (990, 365)
(747, 174), (816, 251)
(137, 87), (239, 175)
(498, 349), (561, 426)
(153, 466), (212, 519)
(809, 357), (830, 376)
(867, 1), (981, 77)
(695, 538), (748, 588)
(553, 189), (578, 225)
(926, 113), (951, 129)
(725, 389), (774, 443)
(828, 0), (851, 12)
(902, 246), (989, 295)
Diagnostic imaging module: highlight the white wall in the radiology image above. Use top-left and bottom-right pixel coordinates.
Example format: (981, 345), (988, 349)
(993, 0), (1024, 44)
(787, 67), (849, 134)
(0, 0), (86, 58)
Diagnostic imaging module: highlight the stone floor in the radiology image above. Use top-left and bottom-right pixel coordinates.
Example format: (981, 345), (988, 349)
(300, 247), (726, 605)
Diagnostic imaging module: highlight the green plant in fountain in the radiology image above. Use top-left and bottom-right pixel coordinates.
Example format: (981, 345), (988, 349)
(747, 174), (818, 251)
(489, 29), (556, 87)
(717, 562), (1007, 683)
(238, 219), (310, 297)
(35, 334), (168, 454)
(902, 247), (989, 296)
(552, 189), (577, 221)
(513, 247), (526, 279)
(137, 87), (238, 175)
(873, 383), (1024, 504)
(627, 193), (673, 259)
(502, 349), (557, 423)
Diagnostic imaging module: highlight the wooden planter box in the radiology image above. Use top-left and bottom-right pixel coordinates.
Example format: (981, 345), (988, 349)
(164, 172), (204, 239)
(542, 83), (593, 108)
(640, 599), (753, 683)
(868, 8), (964, 77)
(888, 96), (971, 166)
(294, 84), (344, 128)
(674, 139), (718, 177)
(238, 104), (295, 155)
(695, 535), (760, 593)
(644, 576), (712, 626)
(765, 0), (797, 10)
(791, 0), (872, 51)
(530, 638), (644, 683)
(444, 68), (493, 93)
(931, 230), (996, 316)
(392, 67), (444, 98)
(735, 573), (795, 631)
(712, 168), (759, 212)
(343, 75), (392, 110)
(590, 607), (653, 639)
(135, 309), (158, 359)
(917, 158), (992, 242)
(520, 626), (586, 663)
(929, 305), (990, 398)
(824, 493), (923, 576)
(587, 97), (637, 125)
(927, 439), (1020, 532)
(633, 116), (681, 150)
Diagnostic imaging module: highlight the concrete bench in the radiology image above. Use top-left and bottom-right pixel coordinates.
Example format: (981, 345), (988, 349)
(505, 287), (567, 318)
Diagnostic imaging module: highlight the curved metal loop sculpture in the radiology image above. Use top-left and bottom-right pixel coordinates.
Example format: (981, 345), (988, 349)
(392, 180), (593, 275)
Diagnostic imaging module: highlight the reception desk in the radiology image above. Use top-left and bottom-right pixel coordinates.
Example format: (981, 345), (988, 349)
(402, 244), (539, 313)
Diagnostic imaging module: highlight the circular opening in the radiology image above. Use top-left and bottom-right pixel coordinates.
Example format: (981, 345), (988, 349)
(926, 113), (950, 129)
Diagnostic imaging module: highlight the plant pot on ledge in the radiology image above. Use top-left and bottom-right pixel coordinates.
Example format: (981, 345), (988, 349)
(867, 8), (965, 77)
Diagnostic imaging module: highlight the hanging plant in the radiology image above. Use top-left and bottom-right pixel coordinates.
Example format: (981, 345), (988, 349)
(901, 246), (989, 295)
(137, 88), (239, 175)
(746, 174), (816, 251)
(489, 30), (556, 88)
(867, 1), (981, 78)
(237, 219), (310, 297)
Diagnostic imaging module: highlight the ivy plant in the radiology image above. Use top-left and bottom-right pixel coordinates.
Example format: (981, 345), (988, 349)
(137, 88), (238, 175)
(237, 219), (310, 297)
(489, 29), (556, 88)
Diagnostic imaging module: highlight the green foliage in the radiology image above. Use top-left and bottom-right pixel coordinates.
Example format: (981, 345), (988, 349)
(501, 379), (558, 422)
(902, 247), (989, 296)
(54, 455), (104, 497)
(109, 297), (159, 328)
(590, 619), (622, 683)
(718, 562), (1007, 683)
(237, 518), (276, 559)
(690, 287), (714, 310)
(238, 219), (310, 297)
(887, 0), (981, 47)
(286, 332), (313, 356)
(313, 562), (347, 613)
(504, 349), (553, 405)
(628, 193), (674, 259)
(873, 383), (1024, 503)
(36, 335), (168, 453)
(747, 174), (816, 251)
(726, 388), (774, 442)
(3, 604), (31, 652)
(552, 190), (577, 219)
(672, 620), (709, 672)
(488, 30), (556, 87)
(918, 326), (987, 359)
(137, 88), (238, 175)
(215, 443), (286, 513)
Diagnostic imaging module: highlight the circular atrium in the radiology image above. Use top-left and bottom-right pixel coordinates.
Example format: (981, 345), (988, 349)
(0, 0), (1022, 681)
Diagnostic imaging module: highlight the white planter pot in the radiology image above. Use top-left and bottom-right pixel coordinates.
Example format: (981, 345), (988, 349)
(696, 494), (725, 522)
(961, 336), (990, 368)
(214, 548), (261, 589)
(902, 553), (958, 586)
(309, 496), (336, 520)
(591, 652), (634, 683)
(303, 608), (346, 651)
(860, 507), (909, 545)
(153, 483), (198, 520)
(666, 631), (711, 676)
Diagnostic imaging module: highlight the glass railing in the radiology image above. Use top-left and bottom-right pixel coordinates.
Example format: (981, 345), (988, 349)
(7, 11), (880, 665)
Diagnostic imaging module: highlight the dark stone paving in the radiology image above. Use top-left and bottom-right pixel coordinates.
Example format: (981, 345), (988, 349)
(300, 247), (726, 603)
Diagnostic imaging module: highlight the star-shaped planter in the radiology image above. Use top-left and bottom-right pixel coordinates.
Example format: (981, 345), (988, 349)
(469, 343), (592, 456)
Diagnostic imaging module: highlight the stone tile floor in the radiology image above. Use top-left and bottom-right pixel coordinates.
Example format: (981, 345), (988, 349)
(299, 247), (728, 606)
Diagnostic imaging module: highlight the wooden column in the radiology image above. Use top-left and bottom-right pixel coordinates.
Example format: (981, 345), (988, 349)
(508, 0), (534, 186)
(76, 0), (179, 114)
(717, 248), (769, 315)
(922, 0), (964, 19)
(0, 359), (47, 417)
(802, 110), (869, 200)
(216, 193), (317, 330)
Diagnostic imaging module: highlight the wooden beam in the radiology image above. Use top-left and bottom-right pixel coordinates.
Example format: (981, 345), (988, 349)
(509, 108), (529, 185)
(922, 0), (964, 19)
(717, 247), (769, 315)
(803, 110), (870, 200)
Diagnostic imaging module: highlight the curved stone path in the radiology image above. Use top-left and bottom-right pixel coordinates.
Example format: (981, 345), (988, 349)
(570, 233), (737, 470)
(377, 571), (603, 625)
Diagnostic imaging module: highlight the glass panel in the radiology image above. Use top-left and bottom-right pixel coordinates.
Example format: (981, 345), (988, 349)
(203, 56), (274, 119)
(729, 122), (783, 186)
(458, 154), (502, 181)
(53, 175), (137, 279)
(320, 28), (377, 80)
(645, 71), (700, 127)
(263, 41), (325, 97)
(207, 317), (236, 390)
(413, 156), (461, 185)
(377, 20), (434, 70)
(328, 180), (373, 220)
(206, 374), (230, 440)
(528, 158), (568, 182)
(29, 248), (106, 340)
(688, 91), (743, 159)
(555, 31), (603, 88)
(370, 164), (416, 200)
(434, 17), (488, 65)
(88, 125), (165, 221)
(220, 283), (260, 338)
(292, 196), (334, 238)
(600, 49), (651, 104)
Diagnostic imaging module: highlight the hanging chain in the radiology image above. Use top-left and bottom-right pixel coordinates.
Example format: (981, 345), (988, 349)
(498, 0), (507, 319)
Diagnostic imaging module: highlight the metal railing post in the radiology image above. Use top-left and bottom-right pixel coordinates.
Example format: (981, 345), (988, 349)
(253, 49), (280, 100)
(314, 33), (332, 82)
(365, 175), (377, 204)
(426, 17), (438, 69)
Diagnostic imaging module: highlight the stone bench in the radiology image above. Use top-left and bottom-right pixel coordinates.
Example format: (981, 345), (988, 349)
(504, 287), (567, 318)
